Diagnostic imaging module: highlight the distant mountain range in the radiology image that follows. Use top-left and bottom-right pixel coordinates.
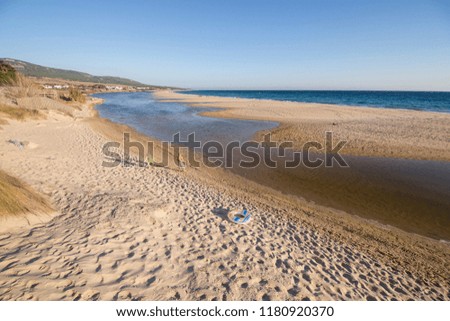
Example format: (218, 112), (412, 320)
(0, 58), (163, 88)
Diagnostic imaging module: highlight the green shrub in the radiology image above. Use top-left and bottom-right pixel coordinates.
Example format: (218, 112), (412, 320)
(0, 63), (18, 86)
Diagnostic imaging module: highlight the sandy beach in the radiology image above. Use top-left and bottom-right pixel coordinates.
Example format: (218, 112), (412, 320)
(154, 91), (450, 162)
(0, 91), (449, 300)
(151, 91), (450, 240)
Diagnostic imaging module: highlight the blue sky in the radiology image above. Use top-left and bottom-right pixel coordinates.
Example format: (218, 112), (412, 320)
(1, 0), (449, 90)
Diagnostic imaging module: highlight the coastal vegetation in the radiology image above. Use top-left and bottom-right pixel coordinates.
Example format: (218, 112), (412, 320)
(0, 169), (52, 217)
(0, 63), (18, 86)
(68, 87), (86, 103)
(0, 103), (41, 121)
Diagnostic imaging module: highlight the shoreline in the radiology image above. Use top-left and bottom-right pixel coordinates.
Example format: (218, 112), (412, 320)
(94, 90), (450, 254)
(0, 93), (449, 300)
(154, 90), (450, 162)
(177, 90), (450, 114)
(148, 90), (450, 241)
(90, 92), (450, 251)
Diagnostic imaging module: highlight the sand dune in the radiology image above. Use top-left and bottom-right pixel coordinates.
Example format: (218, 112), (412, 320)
(0, 99), (448, 301)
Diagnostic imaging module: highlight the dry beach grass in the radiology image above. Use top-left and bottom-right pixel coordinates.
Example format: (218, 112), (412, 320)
(0, 169), (52, 219)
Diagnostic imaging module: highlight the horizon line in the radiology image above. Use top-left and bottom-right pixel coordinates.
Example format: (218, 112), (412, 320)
(186, 88), (450, 93)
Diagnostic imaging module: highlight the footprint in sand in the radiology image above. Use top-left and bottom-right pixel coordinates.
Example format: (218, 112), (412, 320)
(81, 290), (100, 300)
(116, 290), (132, 300)
(15, 269), (31, 276)
(25, 280), (40, 289)
(56, 279), (75, 291)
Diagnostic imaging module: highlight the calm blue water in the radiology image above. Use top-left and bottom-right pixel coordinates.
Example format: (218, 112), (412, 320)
(93, 92), (277, 145)
(183, 90), (450, 113)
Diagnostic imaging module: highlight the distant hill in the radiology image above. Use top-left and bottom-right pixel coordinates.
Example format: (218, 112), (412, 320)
(0, 58), (157, 87)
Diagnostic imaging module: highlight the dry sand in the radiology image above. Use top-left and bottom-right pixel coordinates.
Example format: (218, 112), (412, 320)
(154, 91), (450, 162)
(0, 95), (449, 301)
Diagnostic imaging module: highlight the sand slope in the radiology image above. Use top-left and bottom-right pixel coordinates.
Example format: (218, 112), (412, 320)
(0, 103), (448, 300)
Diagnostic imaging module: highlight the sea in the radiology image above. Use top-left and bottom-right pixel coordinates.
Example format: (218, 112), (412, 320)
(182, 90), (450, 113)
